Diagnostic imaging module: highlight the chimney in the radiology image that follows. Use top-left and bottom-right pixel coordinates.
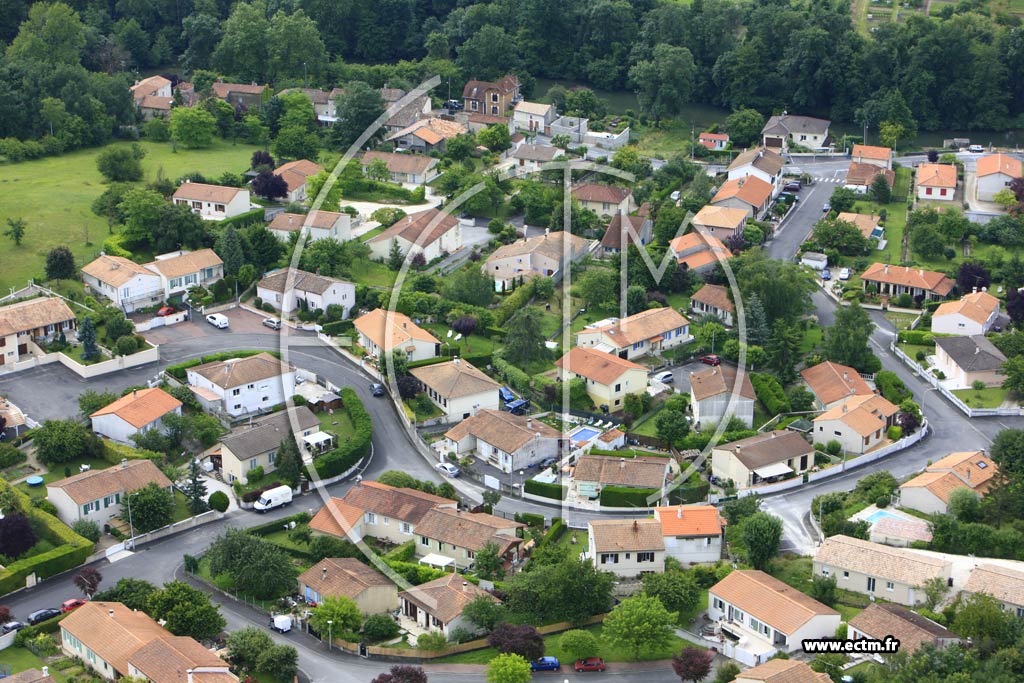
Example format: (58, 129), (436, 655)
(973, 286), (978, 294)
(843, 371), (849, 381)
(526, 418), (532, 429)
(453, 357), (460, 365)
(966, 468), (971, 481)
(677, 506), (683, 519)
(121, 458), (128, 469)
(842, 404), (848, 413)
(975, 347), (980, 354)
(322, 567), (327, 581)
(42, 668), (48, 677)
(462, 581), (468, 591)
(289, 215), (293, 226)
(919, 269), (924, 276)
(620, 458), (626, 469)
(632, 519), (639, 532)
(188, 670), (194, 683)
(884, 264), (889, 274)
(133, 389), (137, 398)
(108, 609), (114, 618)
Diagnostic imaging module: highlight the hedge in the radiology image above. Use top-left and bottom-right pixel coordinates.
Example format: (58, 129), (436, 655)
(321, 320), (354, 336)
(102, 440), (162, 465)
(875, 371), (912, 405)
(385, 560), (451, 585)
(897, 330), (935, 345)
(0, 484), (93, 595)
(13, 612), (66, 645)
(536, 518), (566, 551)
(406, 357), (450, 370)
(492, 353), (531, 395)
(313, 387), (372, 478)
(218, 207), (266, 229)
(165, 350), (281, 381)
(668, 482), (711, 505)
(524, 480), (567, 500)
(599, 485), (659, 508)
(751, 373), (790, 416)
(384, 540), (415, 562)
(514, 512), (545, 528)
(246, 511), (312, 536)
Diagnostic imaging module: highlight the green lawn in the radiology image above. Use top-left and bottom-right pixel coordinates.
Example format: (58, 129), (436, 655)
(0, 647), (69, 683)
(0, 139), (261, 292)
(436, 623), (697, 664)
(317, 410), (355, 440)
(799, 323), (824, 355)
(171, 489), (193, 523)
(952, 386), (1012, 408)
(17, 457), (112, 499)
(261, 524), (313, 554)
(884, 312), (920, 330)
(349, 260), (397, 288)
(358, 225), (388, 242)
(896, 342), (934, 362)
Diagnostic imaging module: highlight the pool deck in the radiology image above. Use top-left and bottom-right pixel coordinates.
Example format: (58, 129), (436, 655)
(849, 504), (918, 526)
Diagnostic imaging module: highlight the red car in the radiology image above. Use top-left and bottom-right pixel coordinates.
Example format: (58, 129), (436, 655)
(575, 658), (606, 672)
(155, 306), (176, 317)
(699, 354), (722, 366)
(61, 599), (86, 613)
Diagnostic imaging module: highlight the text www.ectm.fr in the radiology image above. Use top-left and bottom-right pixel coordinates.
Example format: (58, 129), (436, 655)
(802, 637), (901, 654)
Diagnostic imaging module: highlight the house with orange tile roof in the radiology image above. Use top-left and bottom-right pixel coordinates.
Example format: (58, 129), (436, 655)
(691, 205), (748, 242)
(130, 76), (172, 120)
(733, 659), (832, 683)
(555, 347), (648, 411)
(710, 175), (774, 220)
(668, 231), (733, 274)
(399, 572), (500, 640)
(46, 459), (172, 528)
(587, 518), (665, 577)
(172, 182), (252, 220)
(812, 393), (899, 455)
(574, 307), (691, 360)
(800, 360), (874, 410)
(186, 352), (294, 418)
(462, 75), (520, 115)
(835, 212), (883, 240)
(689, 283), (735, 326)
(90, 388), (182, 445)
(845, 162), (895, 191)
(365, 207), (463, 263)
(410, 358), (501, 423)
(963, 563), (1024, 617)
(211, 81), (268, 110)
(699, 132), (729, 151)
(916, 163), (958, 201)
(727, 147), (786, 195)
(353, 308), (440, 362)
(860, 263), (955, 301)
(273, 159), (324, 203)
(298, 558), (398, 614)
(976, 153), (1022, 202)
(653, 505), (724, 564)
(849, 603), (960, 656)
(931, 289), (1001, 336)
(0, 297), (77, 366)
(897, 450), (998, 515)
(851, 144), (893, 170)
(310, 480), (457, 545)
(708, 569), (840, 665)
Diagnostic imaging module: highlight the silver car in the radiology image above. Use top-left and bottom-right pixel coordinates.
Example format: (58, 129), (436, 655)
(262, 318), (282, 330)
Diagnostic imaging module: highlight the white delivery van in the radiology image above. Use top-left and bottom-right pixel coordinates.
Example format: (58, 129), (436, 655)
(253, 485), (293, 512)
(270, 614), (292, 633)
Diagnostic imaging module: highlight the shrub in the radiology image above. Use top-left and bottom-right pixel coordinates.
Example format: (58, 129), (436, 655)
(600, 486), (658, 507)
(876, 494), (890, 508)
(875, 370), (912, 404)
(362, 613), (401, 642)
(321, 320), (354, 336)
(897, 330), (935, 345)
(887, 425), (903, 441)
(247, 466), (265, 483)
(751, 373), (790, 415)
(523, 480), (566, 500)
(71, 520), (100, 543)
(416, 631), (448, 650)
(208, 491), (229, 512)
(825, 440), (842, 456)
(0, 444), (26, 469)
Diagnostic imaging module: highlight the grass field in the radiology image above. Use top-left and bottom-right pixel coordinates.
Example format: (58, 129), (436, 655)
(17, 456), (111, 499)
(0, 647), (69, 683)
(0, 139), (261, 292)
(952, 386), (1013, 408)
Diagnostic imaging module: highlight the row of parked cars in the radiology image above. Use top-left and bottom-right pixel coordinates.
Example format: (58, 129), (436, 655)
(1, 599), (87, 634)
(531, 656), (607, 672)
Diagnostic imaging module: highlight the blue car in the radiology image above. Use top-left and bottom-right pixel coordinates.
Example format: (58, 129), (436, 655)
(822, 269), (832, 281)
(531, 657), (560, 671)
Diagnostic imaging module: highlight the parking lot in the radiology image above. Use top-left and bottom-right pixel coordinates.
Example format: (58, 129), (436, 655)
(142, 307), (275, 345)
(650, 358), (725, 396)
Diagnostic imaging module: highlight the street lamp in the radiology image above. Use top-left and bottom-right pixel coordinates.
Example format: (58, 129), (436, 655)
(126, 491), (135, 550)
(519, 469), (525, 493)
(327, 619), (333, 651)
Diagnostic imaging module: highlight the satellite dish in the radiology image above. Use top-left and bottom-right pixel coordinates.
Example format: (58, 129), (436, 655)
(454, 333), (463, 341)
(447, 330), (453, 338)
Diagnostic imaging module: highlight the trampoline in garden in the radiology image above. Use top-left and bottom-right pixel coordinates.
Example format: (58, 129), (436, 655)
(25, 476), (44, 487)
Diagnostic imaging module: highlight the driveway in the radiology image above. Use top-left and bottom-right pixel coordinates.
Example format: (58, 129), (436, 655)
(143, 307), (271, 345)
(655, 359), (718, 396)
(765, 178), (836, 261)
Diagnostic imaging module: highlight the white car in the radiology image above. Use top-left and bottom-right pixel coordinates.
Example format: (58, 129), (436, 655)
(967, 145), (984, 153)
(670, 190), (681, 201)
(205, 313), (229, 329)
(839, 268), (851, 280)
(654, 371), (674, 384)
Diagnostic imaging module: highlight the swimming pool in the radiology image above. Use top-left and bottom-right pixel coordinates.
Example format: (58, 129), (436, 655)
(569, 426), (601, 444)
(866, 509), (903, 525)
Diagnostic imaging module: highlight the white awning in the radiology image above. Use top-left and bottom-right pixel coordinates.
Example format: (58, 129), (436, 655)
(418, 553), (455, 569)
(753, 462), (793, 479)
(302, 431), (335, 449)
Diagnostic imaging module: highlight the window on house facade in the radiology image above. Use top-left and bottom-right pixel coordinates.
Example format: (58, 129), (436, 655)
(712, 597), (724, 611)
(365, 512), (377, 524)
(420, 536), (430, 546)
(843, 571), (849, 578)
(637, 551), (655, 563)
(191, 201), (202, 209)
(232, 388), (241, 396)
(821, 567), (830, 576)
(249, 458), (258, 470)
(215, 203), (226, 212)
(886, 581), (895, 591)
(400, 522), (412, 534)
(867, 577), (876, 592)
(600, 553), (619, 564)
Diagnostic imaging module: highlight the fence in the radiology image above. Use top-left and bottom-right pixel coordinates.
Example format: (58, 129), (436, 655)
(890, 343), (1024, 417)
(134, 311), (188, 332)
(125, 509), (223, 548)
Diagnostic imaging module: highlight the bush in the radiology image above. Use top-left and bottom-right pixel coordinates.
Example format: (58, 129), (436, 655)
(0, 444), (26, 469)
(875, 370), (912, 404)
(897, 330), (935, 345)
(514, 512), (545, 528)
(362, 613), (401, 642)
(825, 440), (842, 456)
(523, 480), (567, 500)
(875, 494), (890, 508)
(321, 320), (354, 336)
(751, 373), (790, 415)
(245, 512), (312, 537)
(313, 388), (372, 478)
(70, 520), (100, 543)
(887, 425), (903, 441)
(102, 440), (161, 465)
(208, 491), (230, 512)
(416, 631), (448, 650)
(247, 465), (265, 483)
(600, 486), (658, 507)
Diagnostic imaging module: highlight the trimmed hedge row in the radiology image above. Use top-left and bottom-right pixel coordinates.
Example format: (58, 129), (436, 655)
(219, 208), (266, 229)
(751, 373), (790, 416)
(492, 352), (531, 395)
(536, 518), (566, 551)
(313, 387), (372, 479)
(599, 485), (659, 508)
(668, 482), (711, 505)
(102, 440), (161, 465)
(407, 356), (450, 370)
(897, 330), (936, 345)
(321, 320), (355, 336)
(524, 479), (567, 500)
(246, 511), (312, 536)
(165, 350), (281, 381)
(514, 512), (545, 528)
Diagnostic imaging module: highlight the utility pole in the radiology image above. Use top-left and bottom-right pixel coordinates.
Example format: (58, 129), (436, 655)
(690, 127), (695, 161)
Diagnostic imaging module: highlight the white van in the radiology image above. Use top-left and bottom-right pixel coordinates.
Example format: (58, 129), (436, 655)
(206, 313), (230, 329)
(254, 485), (293, 512)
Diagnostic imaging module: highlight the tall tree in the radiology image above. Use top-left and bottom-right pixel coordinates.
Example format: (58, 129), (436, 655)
(766, 319), (801, 383)
(181, 459), (209, 515)
(673, 647), (715, 683)
(603, 596), (677, 661)
(212, 0), (270, 82)
(485, 653), (531, 683)
(457, 25), (520, 82)
(629, 44), (696, 122)
(310, 595), (362, 636)
(148, 580), (226, 640)
(330, 82), (384, 150)
(126, 482), (174, 533)
(725, 108), (764, 147)
(79, 316), (99, 361)
(502, 308), (547, 366)
(266, 10), (326, 83)
(45, 246), (75, 280)
(73, 567), (103, 597)
(251, 170), (289, 199)
(170, 107), (217, 149)
(744, 293), (769, 347)
(5, 217), (26, 246)
(824, 301), (879, 373)
(273, 432), (304, 488)
(741, 512), (783, 570)
(214, 226), (246, 277)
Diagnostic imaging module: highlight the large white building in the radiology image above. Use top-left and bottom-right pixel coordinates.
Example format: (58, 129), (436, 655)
(81, 255), (165, 313)
(689, 365), (755, 428)
(588, 518), (665, 578)
(90, 388), (182, 445)
(976, 153), (1022, 202)
(444, 410), (563, 473)
(711, 430), (814, 489)
(186, 352), (295, 417)
(353, 309), (440, 362)
(256, 268), (355, 317)
(142, 249), (224, 300)
(267, 211), (354, 243)
(931, 290), (1001, 336)
(366, 209), (463, 263)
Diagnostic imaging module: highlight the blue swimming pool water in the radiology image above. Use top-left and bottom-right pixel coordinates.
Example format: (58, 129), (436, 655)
(570, 426), (601, 442)
(866, 510), (902, 524)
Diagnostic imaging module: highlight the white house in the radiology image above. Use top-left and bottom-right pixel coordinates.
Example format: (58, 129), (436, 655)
(848, 603), (961, 656)
(689, 284), (735, 326)
(699, 132), (730, 151)
(710, 430), (814, 489)
(931, 290), (1001, 336)
(267, 211), (354, 243)
(510, 144), (565, 173)
(727, 148), (785, 196)
(691, 205), (748, 242)
(171, 182), (252, 220)
(976, 153), (1022, 202)
(409, 358), (501, 423)
(143, 249), (224, 300)
(186, 352), (296, 417)
(710, 175), (774, 220)
(934, 335), (1007, 389)
(46, 459), (172, 528)
(208, 406), (321, 484)
(812, 393), (899, 456)
(485, 231), (592, 290)
(588, 519), (665, 578)
(555, 346), (648, 411)
(513, 101), (556, 134)
(690, 365), (755, 428)
(360, 151), (439, 186)
(571, 183), (634, 216)
(575, 308), (691, 361)
(851, 144), (893, 169)
(273, 159), (324, 203)
(130, 76), (172, 120)
(90, 388), (182, 445)
(256, 268), (355, 317)
(800, 361), (874, 410)
(81, 255), (164, 313)
(366, 208), (463, 263)
(0, 297), (76, 366)
(399, 573), (500, 640)
(708, 570), (841, 666)
(963, 564), (1024, 618)
(761, 114), (831, 152)
(444, 410), (563, 473)
(653, 505), (724, 565)
(916, 164), (958, 201)
(860, 263), (955, 301)
(353, 309), (440, 362)
(813, 535), (952, 607)
(897, 450), (998, 515)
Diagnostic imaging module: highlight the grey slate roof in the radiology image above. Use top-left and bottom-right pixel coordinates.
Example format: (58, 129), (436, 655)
(219, 406), (320, 460)
(934, 335), (1007, 372)
(762, 114), (831, 137)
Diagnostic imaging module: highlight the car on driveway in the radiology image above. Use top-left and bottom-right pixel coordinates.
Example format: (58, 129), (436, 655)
(27, 608), (61, 625)
(822, 202), (831, 213)
(575, 658), (606, 672)
(155, 306), (176, 317)
(839, 268), (851, 280)
(539, 457), (558, 469)
(1, 621), (25, 635)
(822, 269), (832, 281)
(61, 598), (86, 613)
(531, 657), (560, 671)
(784, 181), (802, 192)
(654, 371), (674, 383)
(699, 354), (721, 366)
(262, 318), (282, 330)
(371, 383), (386, 397)
(437, 463), (460, 478)
(206, 313), (229, 329)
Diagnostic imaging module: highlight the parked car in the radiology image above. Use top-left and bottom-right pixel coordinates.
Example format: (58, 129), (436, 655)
(839, 267), (851, 280)
(445, 99), (464, 111)
(654, 371), (674, 383)
(531, 657), (560, 672)
(1, 621), (25, 635)
(206, 313), (229, 329)
(822, 269), (832, 281)
(262, 318), (282, 330)
(155, 306), (176, 317)
(968, 144), (984, 153)
(670, 190), (681, 201)
(699, 354), (721, 366)
(371, 383), (386, 397)
(61, 599), (86, 613)
(437, 462), (460, 478)
(784, 181), (802, 192)
(539, 457), (558, 469)
(822, 202), (831, 213)
(575, 658), (607, 672)
(27, 608), (61, 625)
(269, 614), (292, 633)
